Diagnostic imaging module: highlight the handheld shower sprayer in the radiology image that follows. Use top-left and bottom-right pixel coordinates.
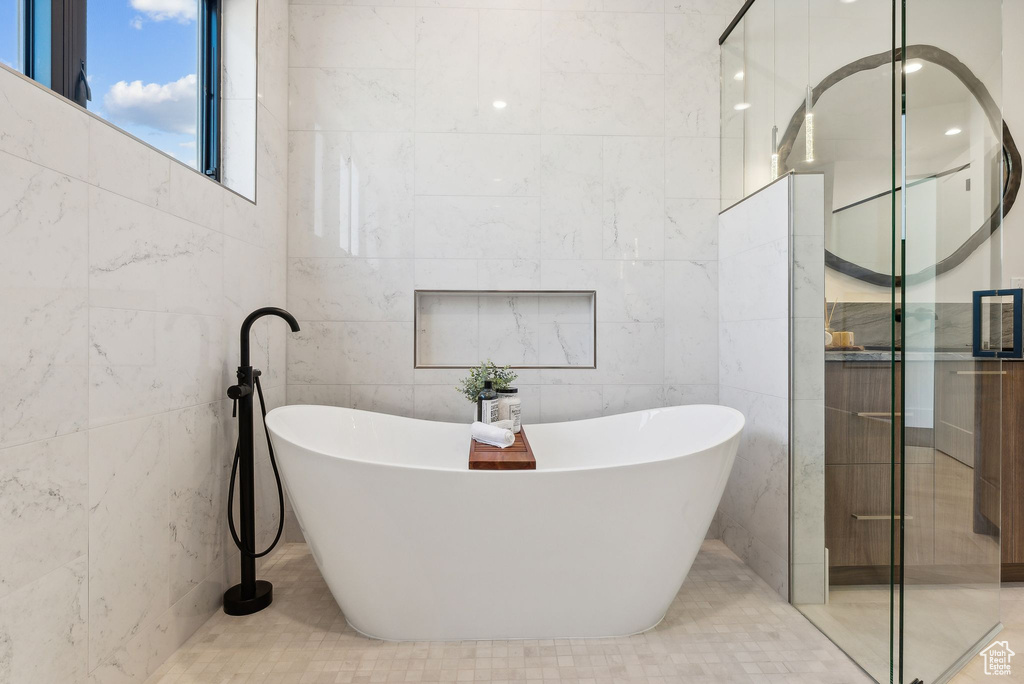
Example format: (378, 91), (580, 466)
(223, 307), (300, 617)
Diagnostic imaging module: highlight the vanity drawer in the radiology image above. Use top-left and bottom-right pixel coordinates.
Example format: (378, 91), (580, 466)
(825, 463), (934, 571)
(826, 362), (901, 465)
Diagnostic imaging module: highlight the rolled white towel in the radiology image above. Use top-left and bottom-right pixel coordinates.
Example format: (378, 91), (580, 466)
(471, 421), (515, 448)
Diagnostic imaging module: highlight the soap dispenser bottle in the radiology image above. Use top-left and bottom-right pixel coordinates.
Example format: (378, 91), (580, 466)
(477, 380), (499, 423)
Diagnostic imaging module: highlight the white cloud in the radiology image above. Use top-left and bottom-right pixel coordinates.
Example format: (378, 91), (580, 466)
(103, 74), (198, 135)
(130, 0), (197, 23)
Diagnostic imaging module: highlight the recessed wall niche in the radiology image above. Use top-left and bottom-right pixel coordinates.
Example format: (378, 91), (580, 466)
(414, 291), (597, 369)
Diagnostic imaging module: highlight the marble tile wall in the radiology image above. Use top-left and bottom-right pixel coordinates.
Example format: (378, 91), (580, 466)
(0, 1), (290, 681)
(285, 0), (740, 436)
(717, 178), (790, 598)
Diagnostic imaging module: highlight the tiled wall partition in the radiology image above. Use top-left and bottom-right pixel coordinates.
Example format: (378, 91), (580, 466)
(0, 1), (290, 681)
(285, 0), (741, 425)
(414, 291), (597, 369)
(717, 174), (825, 598)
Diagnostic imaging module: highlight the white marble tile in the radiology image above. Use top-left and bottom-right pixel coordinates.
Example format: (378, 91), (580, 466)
(601, 384), (665, 415)
(288, 258), (415, 321)
(88, 572), (228, 684)
(594, 321), (664, 384)
(0, 68), (89, 179)
(792, 317), (825, 402)
(665, 13), (720, 138)
(287, 384), (353, 408)
(0, 151), (89, 447)
(665, 0), (740, 13)
(168, 402), (232, 604)
(288, 322), (415, 385)
(718, 509), (788, 598)
(540, 260), (662, 323)
(602, 136), (665, 260)
(480, 9), (542, 72)
(479, 69), (543, 135)
(89, 309), (226, 427)
(0, 556), (88, 684)
(793, 234), (825, 319)
(665, 136), (719, 199)
(0, 433), (88, 599)
(351, 385), (417, 417)
(222, 0), (258, 101)
(414, 259), (479, 290)
(289, 6), (415, 68)
(166, 162), (225, 232)
(220, 97), (258, 200)
(419, 0), (540, 7)
(88, 119), (171, 210)
(545, 0), (661, 10)
(88, 414), (170, 669)
(540, 135), (603, 260)
(718, 175), (789, 258)
(719, 318), (789, 398)
(664, 260), (718, 385)
(542, 10), (664, 74)
(415, 8), (479, 132)
(719, 237), (788, 323)
(479, 295), (542, 365)
(415, 133), (540, 196)
(665, 198), (719, 261)
(541, 72), (664, 136)
(222, 187), (263, 247)
(258, 0), (290, 124)
(288, 131), (416, 258)
(89, 188), (224, 316)
(413, 385), (475, 422)
(792, 398), (825, 567)
(475, 259), (539, 290)
(415, 294), (480, 366)
(415, 196), (541, 259)
(538, 321), (594, 366)
(478, 10), (542, 133)
(539, 384), (603, 422)
(289, 67), (415, 131)
(664, 383), (719, 406)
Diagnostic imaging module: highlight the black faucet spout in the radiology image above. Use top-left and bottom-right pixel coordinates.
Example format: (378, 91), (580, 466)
(239, 307), (301, 367)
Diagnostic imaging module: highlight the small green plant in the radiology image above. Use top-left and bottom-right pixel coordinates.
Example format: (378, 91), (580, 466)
(456, 360), (518, 403)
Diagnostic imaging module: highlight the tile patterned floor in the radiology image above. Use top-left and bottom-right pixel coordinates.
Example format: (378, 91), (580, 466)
(145, 541), (873, 684)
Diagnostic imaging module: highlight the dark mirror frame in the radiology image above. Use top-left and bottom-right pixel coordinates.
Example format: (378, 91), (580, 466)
(777, 45), (1020, 288)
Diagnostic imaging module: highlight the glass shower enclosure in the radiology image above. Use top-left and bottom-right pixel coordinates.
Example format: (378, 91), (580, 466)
(721, 1), (1009, 682)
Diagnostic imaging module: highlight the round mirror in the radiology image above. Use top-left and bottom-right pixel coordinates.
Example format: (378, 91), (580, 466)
(779, 45), (1020, 287)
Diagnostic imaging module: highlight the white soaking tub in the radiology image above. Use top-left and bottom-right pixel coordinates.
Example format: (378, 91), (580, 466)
(264, 404), (744, 641)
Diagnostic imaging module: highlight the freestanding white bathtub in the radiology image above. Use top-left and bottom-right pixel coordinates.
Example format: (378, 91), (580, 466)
(265, 404), (744, 642)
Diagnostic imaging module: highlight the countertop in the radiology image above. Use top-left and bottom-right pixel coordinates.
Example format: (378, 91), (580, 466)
(825, 349), (1007, 362)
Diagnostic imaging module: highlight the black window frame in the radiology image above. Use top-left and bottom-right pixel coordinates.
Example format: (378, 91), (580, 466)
(20, 0), (221, 180)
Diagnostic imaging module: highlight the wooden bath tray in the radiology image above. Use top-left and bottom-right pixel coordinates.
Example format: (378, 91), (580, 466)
(469, 428), (535, 470)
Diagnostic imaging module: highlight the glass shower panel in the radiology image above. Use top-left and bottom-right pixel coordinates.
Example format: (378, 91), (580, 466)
(899, 1), (1003, 682)
(786, 3), (900, 682)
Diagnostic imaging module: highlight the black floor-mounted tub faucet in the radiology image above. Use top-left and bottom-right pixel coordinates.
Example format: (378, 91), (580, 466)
(223, 307), (300, 616)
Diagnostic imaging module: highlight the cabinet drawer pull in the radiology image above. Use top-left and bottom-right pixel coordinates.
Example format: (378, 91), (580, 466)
(954, 370), (1007, 376)
(851, 514), (913, 521)
(856, 411), (900, 417)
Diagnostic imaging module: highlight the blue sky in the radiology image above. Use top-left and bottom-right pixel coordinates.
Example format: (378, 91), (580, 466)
(2, 1), (199, 167)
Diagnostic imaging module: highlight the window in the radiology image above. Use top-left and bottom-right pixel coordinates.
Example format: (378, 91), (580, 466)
(6, 0), (221, 179)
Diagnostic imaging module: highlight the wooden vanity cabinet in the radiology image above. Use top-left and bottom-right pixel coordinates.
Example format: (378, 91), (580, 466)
(826, 358), (1024, 583)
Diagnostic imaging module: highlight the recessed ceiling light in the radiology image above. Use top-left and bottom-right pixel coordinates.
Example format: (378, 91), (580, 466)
(734, 102), (752, 111)
(840, 0), (857, 4)
(734, 71), (744, 81)
(945, 127), (962, 136)
(904, 61), (923, 74)
(492, 100), (507, 109)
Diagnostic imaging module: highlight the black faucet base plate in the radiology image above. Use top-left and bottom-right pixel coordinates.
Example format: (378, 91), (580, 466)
(223, 580), (273, 616)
